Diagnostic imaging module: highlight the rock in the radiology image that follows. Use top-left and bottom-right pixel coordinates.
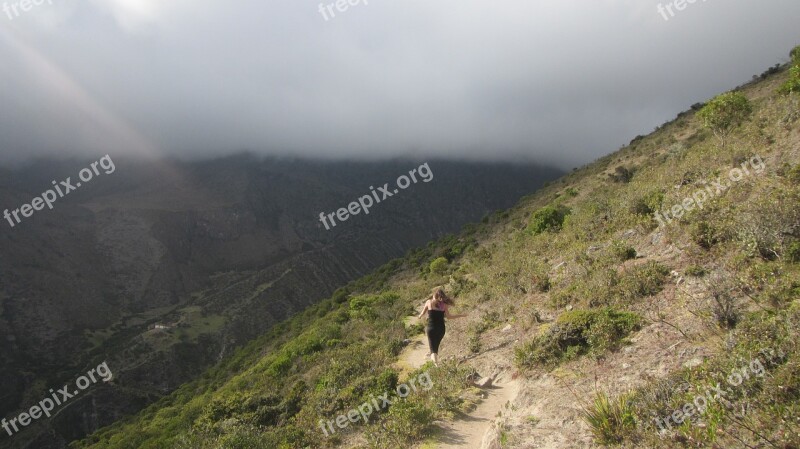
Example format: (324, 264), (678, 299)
(480, 421), (505, 449)
(476, 376), (494, 388)
(622, 363), (631, 369)
(501, 324), (512, 332)
(683, 357), (704, 369)
(566, 304), (573, 311)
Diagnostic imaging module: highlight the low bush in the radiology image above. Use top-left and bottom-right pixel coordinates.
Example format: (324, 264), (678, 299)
(609, 166), (634, 183)
(610, 241), (637, 262)
(697, 91), (753, 145)
(788, 241), (800, 263)
(429, 257), (449, 275)
(630, 190), (664, 216)
(684, 265), (707, 277)
(515, 308), (642, 369)
(581, 392), (636, 445)
(778, 45), (800, 95)
(691, 221), (720, 249)
(526, 205), (570, 235)
(615, 261), (669, 302)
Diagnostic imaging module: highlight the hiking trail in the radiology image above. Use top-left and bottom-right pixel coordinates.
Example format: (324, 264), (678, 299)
(396, 329), (519, 449)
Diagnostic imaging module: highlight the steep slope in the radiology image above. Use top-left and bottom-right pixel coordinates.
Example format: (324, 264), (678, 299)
(47, 48), (800, 449)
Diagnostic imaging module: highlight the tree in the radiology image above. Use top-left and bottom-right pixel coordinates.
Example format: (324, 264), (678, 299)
(696, 92), (753, 146)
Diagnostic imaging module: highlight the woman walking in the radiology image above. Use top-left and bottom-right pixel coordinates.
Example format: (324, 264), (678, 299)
(418, 288), (466, 366)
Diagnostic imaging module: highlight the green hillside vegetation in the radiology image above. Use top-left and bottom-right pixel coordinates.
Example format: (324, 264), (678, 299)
(72, 46), (800, 449)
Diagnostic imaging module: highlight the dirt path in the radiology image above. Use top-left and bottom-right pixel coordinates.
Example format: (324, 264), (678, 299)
(394, 334), (430, 377)
(434, 374), (519, 449)
(395, 332), (519, 449)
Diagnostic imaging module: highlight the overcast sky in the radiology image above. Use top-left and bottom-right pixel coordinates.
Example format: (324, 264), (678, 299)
(0, 0), (798, 168)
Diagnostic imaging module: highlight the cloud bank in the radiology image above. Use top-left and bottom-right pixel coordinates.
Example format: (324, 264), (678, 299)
(0, 0), (798, 167)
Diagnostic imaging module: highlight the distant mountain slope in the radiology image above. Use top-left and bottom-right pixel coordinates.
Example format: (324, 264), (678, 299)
(62, 47), (800, 449)
(0, 156), (562, 448)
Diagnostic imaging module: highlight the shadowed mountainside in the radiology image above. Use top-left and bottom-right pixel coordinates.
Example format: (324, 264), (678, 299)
(0, 155), (563, 448)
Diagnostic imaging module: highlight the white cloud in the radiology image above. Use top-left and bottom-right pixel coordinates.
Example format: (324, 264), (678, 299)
(0, 0), (799, 166)
(88, 0), (174, 31)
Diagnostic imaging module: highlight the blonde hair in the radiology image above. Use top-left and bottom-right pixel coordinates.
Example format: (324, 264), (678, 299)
(432, 287), (454, 306)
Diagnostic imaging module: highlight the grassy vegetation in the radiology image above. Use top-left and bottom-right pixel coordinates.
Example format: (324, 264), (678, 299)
(581, 392), (636, 445)
(697, 91), (753, 146)
(582, 308), (800, 448)
(515, 308), (642, 368)
(71, 230), (482, 449)
(72, 46), (800, 448)
(526, 205), (570, 235)
(778, 46), (800, 94)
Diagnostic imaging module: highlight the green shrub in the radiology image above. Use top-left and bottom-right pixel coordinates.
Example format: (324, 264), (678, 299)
(366, 400), (435, 448)
(786, 164), (800, 184)
(697, 92), (753, 145)
(429, 257), (449, 275)
(615, 261), (669, 302)
(788, 241), (800, 263)
(534, 273), (551, 292)
(778, 46), (800, 95)
(630, 190), (664, 216)
(515, 308), (642, 368)
(333, 309), (350, 324)
(709, 276), (741, 329)
(449, 274), (477, 296)
(526, 205), (570, 235)
(345, 292), (399, 321)
(778, 66), (800, 95)
(332, 287), (350, 304)
(691, 221), (720, 249)
(406, 322), (424, 336)
(684, 265), (707, 277)
(468, 333), (481, 353)
(473, 311), (502, 334)
(581, 392), (636, 445)
(766, 362), (800, 403)
(349, 295), (377, 320)
(267, 352), (293, 377)
(609, 166), (634, 183)
(368, 369), (399, 399)
(610, 241), (637, 262)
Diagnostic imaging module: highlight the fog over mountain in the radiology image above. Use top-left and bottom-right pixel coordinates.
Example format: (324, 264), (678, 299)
(0, 0), (798, 167)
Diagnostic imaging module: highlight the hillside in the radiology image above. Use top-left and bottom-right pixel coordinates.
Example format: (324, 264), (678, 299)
(61, 47), (800, 448)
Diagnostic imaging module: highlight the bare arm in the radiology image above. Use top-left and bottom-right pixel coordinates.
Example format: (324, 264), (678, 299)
(417, 300), (430, 320)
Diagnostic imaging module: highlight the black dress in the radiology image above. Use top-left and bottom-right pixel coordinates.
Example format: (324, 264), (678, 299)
(426, 308), (446, 354)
